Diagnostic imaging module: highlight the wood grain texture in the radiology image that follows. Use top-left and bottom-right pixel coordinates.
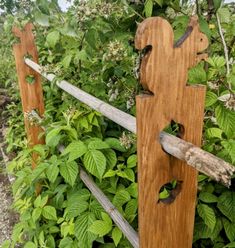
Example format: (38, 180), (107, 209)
(135, 16), (208, 248)
(13, 23), (44, 168)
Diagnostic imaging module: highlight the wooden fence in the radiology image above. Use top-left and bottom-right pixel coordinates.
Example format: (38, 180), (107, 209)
(12, 17), (234, 248)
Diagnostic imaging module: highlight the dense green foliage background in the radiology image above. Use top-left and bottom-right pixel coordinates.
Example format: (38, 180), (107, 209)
(0, 0), (235, 247)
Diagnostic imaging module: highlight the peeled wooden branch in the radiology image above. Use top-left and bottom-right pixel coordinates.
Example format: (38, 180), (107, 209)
(25, 59), (235, 187)
(159, 132), (235, 187)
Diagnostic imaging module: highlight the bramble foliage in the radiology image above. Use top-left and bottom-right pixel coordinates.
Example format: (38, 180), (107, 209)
(0, 0), (234, 247)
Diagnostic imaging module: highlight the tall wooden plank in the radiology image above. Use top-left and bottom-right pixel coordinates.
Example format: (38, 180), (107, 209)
(135, 16), (208, 247)
(13, 23), (45, 168)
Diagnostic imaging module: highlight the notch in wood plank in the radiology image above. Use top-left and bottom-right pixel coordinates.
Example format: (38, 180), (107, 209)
(12, 23), (45, 168)
(135, 16), (208, 248)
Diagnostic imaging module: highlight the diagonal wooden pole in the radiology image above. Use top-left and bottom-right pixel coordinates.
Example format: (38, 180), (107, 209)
(12, 23), (45, 169)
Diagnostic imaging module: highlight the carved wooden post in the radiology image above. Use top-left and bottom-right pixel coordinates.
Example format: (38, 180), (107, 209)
(135, 16), (208, 247)
(13, 23), (45, 168)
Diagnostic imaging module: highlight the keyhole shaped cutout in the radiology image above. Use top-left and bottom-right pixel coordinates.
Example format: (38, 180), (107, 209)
(158, 180), (183, 204)
(25, 75), (36, 84)
(163, 120), (185, 138)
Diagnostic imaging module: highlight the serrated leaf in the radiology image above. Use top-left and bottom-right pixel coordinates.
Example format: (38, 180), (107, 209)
(125, 199), (137, 222)
(103, 169), (117, 178)
(60, 161), (79, 187)
(83, 150), (106, 179)
(24, 242), (37, 248)
(59, 237), (73, 248)
(61, 54), (72, 69)
(113, 190), (131, 207)
(218, 191), (235, 222)
(46, 164), (59, 183)
(221, 140), (235, 163)
(127, 154), (137, 168)
(215, 104), (235, 138)
(35, 12), (49, 27)
(88, 213), (112, 237)
(144, 0), (153, 17)
(188, 64), (207, 84)
(88, 139), (110, 150)
(112, 227), (122, 247)
(46, 128), (62, 147)
(46, 31), (60, 48)
(205, 128), (223, 139)
(74, 212), (97, 247)
(105, 138), (126, 152)
(65, 201), (89, 219)
(126, 183), (138, 198)
(199, 192), (218, 203)
(205, 91), (218, 107)
(42, 206), (57, 220)
(223, 218), (235, 242)
(218, 7), (231, 23)
(62, 141), (87, 162)
(102, 149), (117, 169)
(224, 242), (235, 247)
(197, 203), (216, 230)
(32, 207), (42, 222)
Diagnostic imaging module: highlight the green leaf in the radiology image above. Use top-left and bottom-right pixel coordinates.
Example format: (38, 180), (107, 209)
(59, 237), (73, 248)
(42, 206), (57, 220)
(61, 54), (73, 69)
(32, 207), (42, 222)
(221, 140), (235, 163)
(199, 192), (218, 203)
(144, 0), (153, 17)
(24, 242), (37, 248)
(35, 12), (49, 27)
(223, 218), (235, 242)
(113, 190), (131, 207)
(205, 128), (223, 139)
(88, 139), (110, 150)
(83, 150), (106, 179)
(213, 0), (222, 10)
(105, 138), (126, 152)
(104, 169), (117, 178)
(102, 149), (117, 169)
(74, 212), (97, 247)
(46, 164), (59, 183)
(218, 8), (231, 23)
(154, 0), (163, 7)
(60, 161), (79, 187)
(127, 154), (137, 168)
(88, 213), (112, 237)
(65, 200), (89, 219)
(188, 64), (207, 84)
(62, 141), (87, 162)
(46, 31), (60, 48)
(205, 91), (218, 107)
(215, 104), (235, 138)
(207, 56), (226, 68)
(46, 128), (62, 147)
(224, 242), (235, 247)
(197, 203), (216, 230)
(218, 191), (235, 222)
(125, 199), (137, 222)
(112, 227), (122, 247)
(126, 183), (138, 198)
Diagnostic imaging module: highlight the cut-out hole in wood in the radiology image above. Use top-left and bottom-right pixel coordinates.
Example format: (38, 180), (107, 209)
(24, 53), (33, 60)
(25, 75), (36, 84)
(163, 120), (185, 138)
(158, 180), (183, 204)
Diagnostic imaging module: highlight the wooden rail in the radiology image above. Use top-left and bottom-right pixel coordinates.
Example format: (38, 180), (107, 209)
(25, 58), (235, 187)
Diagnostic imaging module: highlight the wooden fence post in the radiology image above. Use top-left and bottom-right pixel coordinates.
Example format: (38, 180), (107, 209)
(12, 23), (45, 168)
(135, 16), (208, 247)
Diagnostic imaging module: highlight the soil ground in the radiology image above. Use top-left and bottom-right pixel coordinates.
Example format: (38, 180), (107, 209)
(0, 90), (18, 246)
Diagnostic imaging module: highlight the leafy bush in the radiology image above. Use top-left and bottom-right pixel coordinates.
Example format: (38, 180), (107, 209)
(0, 0), (235, 247)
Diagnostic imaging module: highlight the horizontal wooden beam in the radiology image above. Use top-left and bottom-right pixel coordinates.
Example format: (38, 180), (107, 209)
(25, 59), (235, 187)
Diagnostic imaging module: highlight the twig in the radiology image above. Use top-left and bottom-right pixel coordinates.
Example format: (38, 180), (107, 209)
(216, 12), (231, 80)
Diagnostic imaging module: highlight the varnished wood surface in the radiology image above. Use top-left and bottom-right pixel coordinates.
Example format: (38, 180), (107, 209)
(13, 24), (45, 168)
(135, 16), (208, 248)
